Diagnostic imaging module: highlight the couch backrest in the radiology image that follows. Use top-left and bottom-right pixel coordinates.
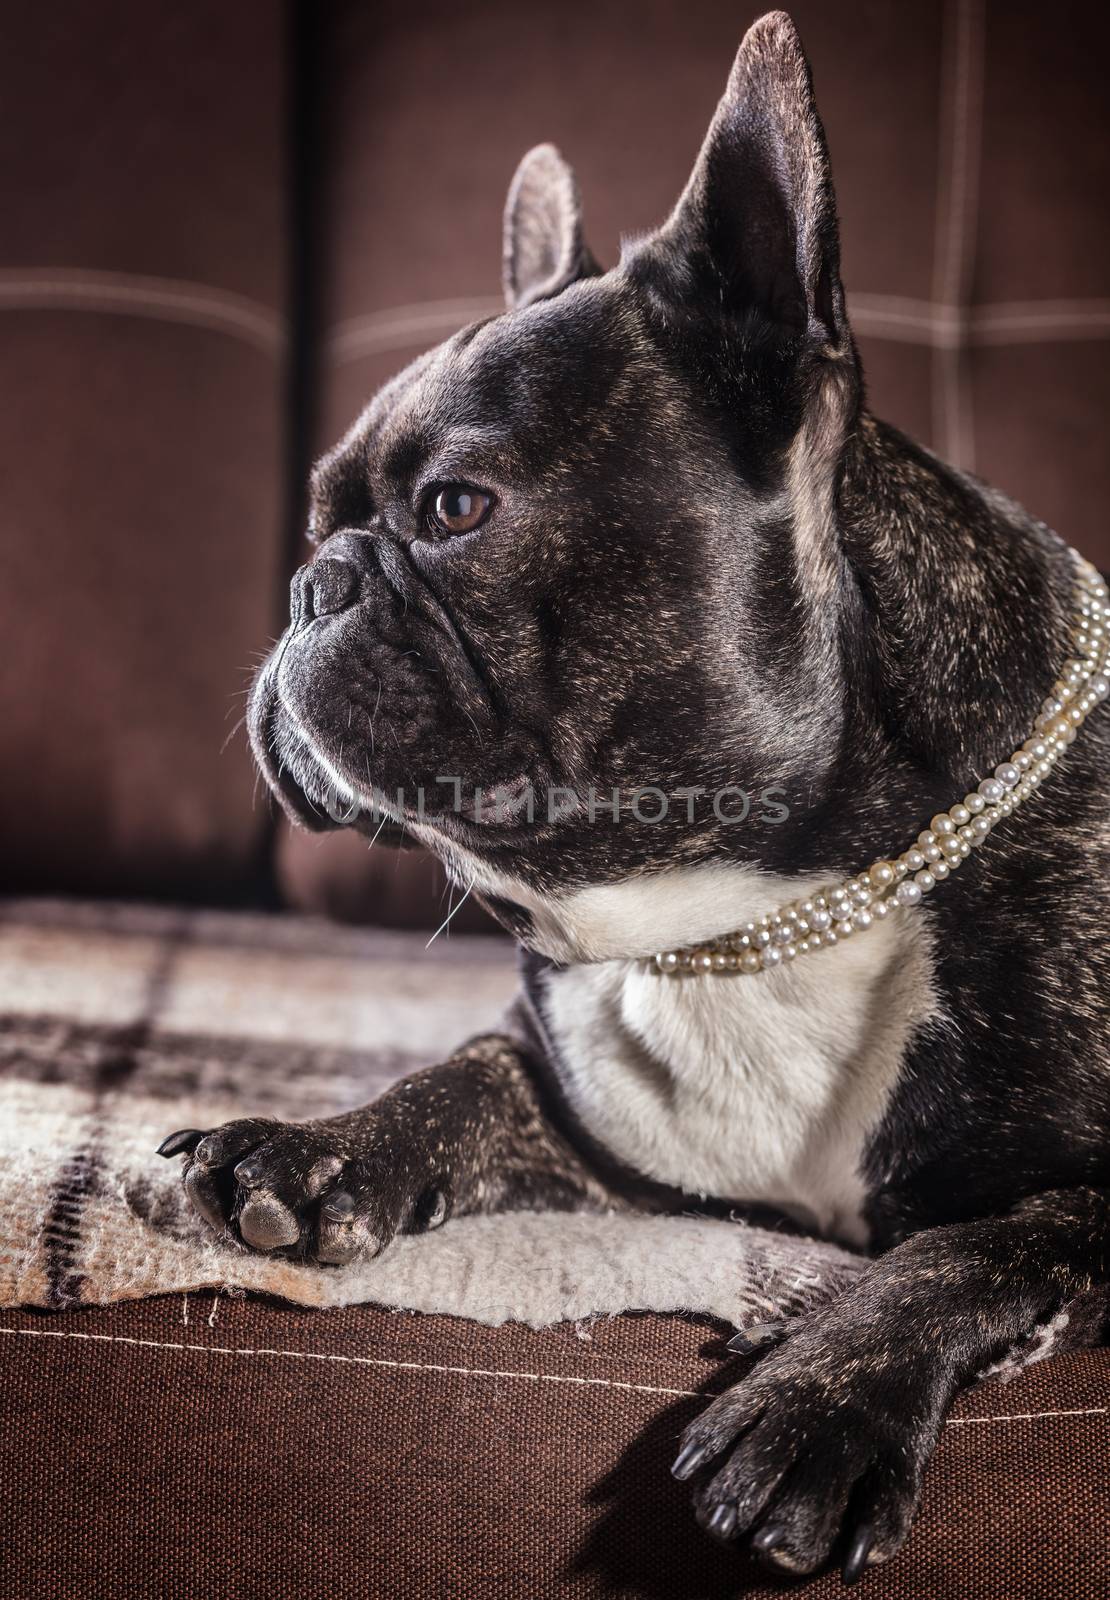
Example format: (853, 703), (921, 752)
(4, 0), (1108, 918)
(0, 2), (287, 901)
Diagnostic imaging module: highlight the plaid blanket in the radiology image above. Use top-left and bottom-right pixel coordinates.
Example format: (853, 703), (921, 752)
(0, 899), (865, 1328)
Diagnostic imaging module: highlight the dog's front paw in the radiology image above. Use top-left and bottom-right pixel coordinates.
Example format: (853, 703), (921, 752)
(157, 1116), (450, 1264)
(672, 1322), (944, 1583)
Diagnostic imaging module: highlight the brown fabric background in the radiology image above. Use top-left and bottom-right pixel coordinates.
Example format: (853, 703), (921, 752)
(0, 2), (286, 902)
(2, 1294), (1106, 1599)
(1, 1), (1106, 921)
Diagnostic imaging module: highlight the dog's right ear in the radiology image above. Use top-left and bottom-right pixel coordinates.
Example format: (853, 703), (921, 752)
(503, 144), (601, 311)
(648, 10), (849, 355)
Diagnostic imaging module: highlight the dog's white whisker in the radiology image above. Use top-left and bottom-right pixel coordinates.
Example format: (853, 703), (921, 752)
(425, 878), (476, 949)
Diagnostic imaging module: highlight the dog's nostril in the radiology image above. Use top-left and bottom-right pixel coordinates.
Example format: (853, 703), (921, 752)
(303, 557), (358, 619)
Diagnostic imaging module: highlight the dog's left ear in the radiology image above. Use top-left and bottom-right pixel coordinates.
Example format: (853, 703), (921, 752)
(655, 10), (848, 354)
(503, 144), (601, 310)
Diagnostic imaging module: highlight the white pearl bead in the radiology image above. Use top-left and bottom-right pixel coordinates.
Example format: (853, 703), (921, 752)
(932, 860), (950, 880)
(903, 848), (926, 871)
(656, 951), (679, 971)
(872, 899), (890, 918)
(915, 870), (936, 893)
(762, 945), (782, 967)
(895, 879), (922, 906)
(773, 924), (794, 944)
(693, 952), (713, 972)
(978, 778), (1005, 804)
(740, 951), (761, 974)
(852, 909), (872, 930)
(931, 814), (956, 835)
(963, 792), (986, 814)
(782, 944), (797, 961)
(995, 763), (1019, 788)
(810, 909), (832, 930)
(949, 805), (971, 827)
(755, 928), (772, 948)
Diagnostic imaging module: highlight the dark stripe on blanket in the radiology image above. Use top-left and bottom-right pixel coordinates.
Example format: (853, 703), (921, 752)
(40, 916), (188, 1307)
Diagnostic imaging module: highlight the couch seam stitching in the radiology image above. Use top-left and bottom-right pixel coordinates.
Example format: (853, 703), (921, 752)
(0, 269), (285, 355)
(1, 1326), (1107, 1426)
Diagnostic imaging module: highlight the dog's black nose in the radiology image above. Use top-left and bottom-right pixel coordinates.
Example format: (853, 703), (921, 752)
(299, 557), (358, 620)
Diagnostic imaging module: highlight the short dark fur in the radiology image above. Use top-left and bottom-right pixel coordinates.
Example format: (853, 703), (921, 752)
(161, 13), (1109, 1583)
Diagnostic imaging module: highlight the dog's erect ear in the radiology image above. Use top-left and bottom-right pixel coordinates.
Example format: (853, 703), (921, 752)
(656, 11), (847, 351)
(503, 144), (601, 311)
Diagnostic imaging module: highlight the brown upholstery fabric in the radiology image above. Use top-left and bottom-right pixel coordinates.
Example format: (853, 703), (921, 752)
(1, 1293), (1106, 1599)
(0, 2), (286, 901)
(278, 0), (1110, 924)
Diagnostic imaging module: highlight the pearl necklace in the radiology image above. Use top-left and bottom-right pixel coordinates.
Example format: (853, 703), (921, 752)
(653, 551), (1110, 977)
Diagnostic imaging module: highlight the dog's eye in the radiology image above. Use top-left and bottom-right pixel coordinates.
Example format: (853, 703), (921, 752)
(423, 483), (494, 538)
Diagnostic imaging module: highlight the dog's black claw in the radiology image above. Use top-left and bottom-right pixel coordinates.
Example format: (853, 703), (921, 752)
(156, 1130), (204, 1158)
(750, 1522), (787, 1556)
(706, 1503), (737, 1541)
(671, 1441), (710, 1480)
(841, 1522), (875, 1586)
(233, 1158), (264, 1187)
(321, 1190), (357, 1220)
(726, 1319), (790, 1354)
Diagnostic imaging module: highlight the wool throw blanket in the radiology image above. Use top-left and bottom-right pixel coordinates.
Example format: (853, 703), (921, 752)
(0, 898), (870, 1328)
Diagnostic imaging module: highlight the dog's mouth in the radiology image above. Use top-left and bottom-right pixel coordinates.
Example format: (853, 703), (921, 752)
(249, 672), (548, 848)
(250, 688), (349, 832)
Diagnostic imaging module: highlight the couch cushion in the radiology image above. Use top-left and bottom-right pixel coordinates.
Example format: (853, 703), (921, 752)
(1, 1292), (1106, 1598)
(0, 2), (286, 900)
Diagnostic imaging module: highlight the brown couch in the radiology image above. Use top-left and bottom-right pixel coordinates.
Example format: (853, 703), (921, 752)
(2, 2), (1108, 1595)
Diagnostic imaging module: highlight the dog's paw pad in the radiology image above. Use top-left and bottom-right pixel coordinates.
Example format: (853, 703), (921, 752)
(159, 1115), (449, 1266)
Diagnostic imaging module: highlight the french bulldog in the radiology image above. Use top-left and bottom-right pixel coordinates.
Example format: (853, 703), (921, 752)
(159, 11), (1110, 1584)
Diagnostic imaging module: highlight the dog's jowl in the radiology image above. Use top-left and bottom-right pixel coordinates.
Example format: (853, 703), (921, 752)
(159, 10), (1110, 1583)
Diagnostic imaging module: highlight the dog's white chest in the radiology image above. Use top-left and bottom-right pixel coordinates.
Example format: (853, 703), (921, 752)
(533, 869), (938, 1247)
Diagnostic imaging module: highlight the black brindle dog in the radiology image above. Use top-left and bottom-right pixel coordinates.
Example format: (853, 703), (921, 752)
(160, 12), (1109, 1583)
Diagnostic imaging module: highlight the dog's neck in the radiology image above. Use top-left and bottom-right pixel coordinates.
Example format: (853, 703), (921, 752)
(837, 414), (1074, 775)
